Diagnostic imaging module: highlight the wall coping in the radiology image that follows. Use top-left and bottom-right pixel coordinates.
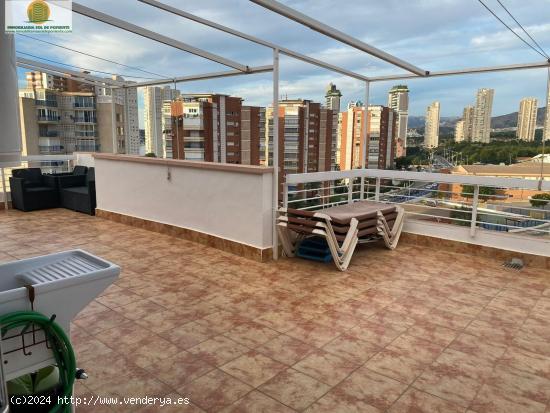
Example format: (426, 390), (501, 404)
(93, 154), (274, 175)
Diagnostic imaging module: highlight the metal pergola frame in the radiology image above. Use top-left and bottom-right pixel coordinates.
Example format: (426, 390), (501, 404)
(14, 0), (550, 260)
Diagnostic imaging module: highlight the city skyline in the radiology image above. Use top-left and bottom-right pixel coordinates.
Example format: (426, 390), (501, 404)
(13, 0), (550, 121)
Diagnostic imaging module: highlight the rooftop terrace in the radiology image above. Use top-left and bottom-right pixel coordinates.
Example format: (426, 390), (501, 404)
(1, 208), (549, 412)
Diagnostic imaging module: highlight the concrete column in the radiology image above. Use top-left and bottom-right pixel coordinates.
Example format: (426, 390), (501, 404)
(0, 6), (22, 166)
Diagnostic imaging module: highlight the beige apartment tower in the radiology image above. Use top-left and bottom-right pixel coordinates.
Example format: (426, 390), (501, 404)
(424, 101), (440, 148)
(462, 105), (474, 141)
(144, 86), (179, 157)
(472, 88), (494, 143)
(455, 120), (465, 142)
(516, 98), (538, 141)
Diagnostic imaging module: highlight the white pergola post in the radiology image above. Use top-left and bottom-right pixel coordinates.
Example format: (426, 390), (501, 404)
(110, 88), (117, 154)
(360, 81), (370, 199)
(272, 48), (280, 260)
(540, 67), (550, 190)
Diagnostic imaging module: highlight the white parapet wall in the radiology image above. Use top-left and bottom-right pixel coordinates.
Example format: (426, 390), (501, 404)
(93, 154), (274, 253)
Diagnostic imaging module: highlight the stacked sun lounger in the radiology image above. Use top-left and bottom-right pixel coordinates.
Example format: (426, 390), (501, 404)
(278, 201), (404, 271)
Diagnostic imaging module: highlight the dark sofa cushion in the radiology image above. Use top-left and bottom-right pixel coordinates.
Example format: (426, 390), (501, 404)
(63, 187), (88, 195)
(12, 168), (43, 187)
(73, 165), (88, 175)
(26, 186), (57, 193)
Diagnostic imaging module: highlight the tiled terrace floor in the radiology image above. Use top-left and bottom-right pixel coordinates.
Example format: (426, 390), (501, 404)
(1, 209), (550, 412)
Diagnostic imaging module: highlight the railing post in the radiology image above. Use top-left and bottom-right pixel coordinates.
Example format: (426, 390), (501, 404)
(283, 183), (288, 209)
(375, 177), (381, 201)
(1, 168), (7, 210)
(272, 48), (280, 260)
(470, 184), (480, 237)
(347, 178), (354, 203)
(360, 81), (370, 200)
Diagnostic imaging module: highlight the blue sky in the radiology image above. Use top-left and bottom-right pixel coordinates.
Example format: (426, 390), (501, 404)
(15, 0), (550, 126)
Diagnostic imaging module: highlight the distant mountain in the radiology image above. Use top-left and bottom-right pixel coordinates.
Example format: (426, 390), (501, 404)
(407, 116), (459, 129)
(491, 107), (546, 129)
(408, 107), (547, 130)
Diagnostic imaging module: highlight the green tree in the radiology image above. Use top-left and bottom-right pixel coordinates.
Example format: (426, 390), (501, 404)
(461, 185), (496, 199)
(529, 193), (550, 207)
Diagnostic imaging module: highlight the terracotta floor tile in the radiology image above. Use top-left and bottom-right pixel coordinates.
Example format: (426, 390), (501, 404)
(347, 319), (404, 347)
(304, 389), (381, 413)
(220, 390), (295, 413)
(485, 364), (550, 404)
(447, 333), (507, 363)
(220, 351), (287, 387)
(3, 209), (550, 412)
(285, 319), (343, 348)
(413, 348), (495, 407)
(256, 334), (315, 366)
(322, 333), (380, 365)
(123, 334), (181, 369)
(389, 388), (465, 413)
(74, 309), (131, 335)
(223, 321), (279, 348)
(188, 335), (249, 367)
(259, 368), (330, 411)
(387, 333), (445, 364)
(293, 349), (359, 386)
(144, 351), (215, 390)
(95, 289), (143, 309)
(160, 320), (217, 349)
(470, 384), (546, 413)
(406, 320), (459, 346)
(364, 348), (427, 384)
(131, 309), (186, 334)
(336, 367), (408, 411)
(183, 369), (253, 411)
(196, 311), (251, 334)
(500, 347), (550, 380)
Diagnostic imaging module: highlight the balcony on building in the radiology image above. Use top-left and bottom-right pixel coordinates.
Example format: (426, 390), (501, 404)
(37, 114), (60, 123)
(34, 99), (58, 107)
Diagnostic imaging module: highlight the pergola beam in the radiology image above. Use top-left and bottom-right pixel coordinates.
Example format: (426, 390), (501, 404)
(138, 0), (370, 81)
(369, 61), (550, 82)
(128, 65), (274, 88)
(72, 2), (250, 73)
(17, 57), (124, 87)
(249, 0), (427, 76)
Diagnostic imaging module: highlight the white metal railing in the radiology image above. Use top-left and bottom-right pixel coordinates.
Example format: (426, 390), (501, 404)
(284, 169), (550, 254)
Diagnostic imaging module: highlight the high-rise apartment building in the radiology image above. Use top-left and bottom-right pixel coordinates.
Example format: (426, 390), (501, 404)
(338, 103), (396, 170)
(325, 83), (342, 111)
(25, 71), (94, 93)
(325, 83), (341, 170)
(241, 106), (265, 166)
(516, 97), (538, 141)
(265, 99), (334, 172)
(18, 71), (138, 157)
(171, 93), (247, 164)
(144, 86), (179, 156)
(424, 101), (440, 148)
(387, 85), (409, 157)
(455, 120), (465, 142)
(462, 105), (474, 141)
(96, 76), (140, 154)
(472, 88), (494, 143)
